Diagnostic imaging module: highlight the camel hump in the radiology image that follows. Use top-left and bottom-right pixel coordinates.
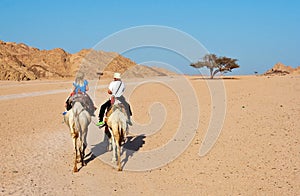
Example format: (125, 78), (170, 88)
(70, 93), (95, 116)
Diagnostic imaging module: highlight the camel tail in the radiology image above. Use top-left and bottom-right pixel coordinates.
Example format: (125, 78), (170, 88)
(118, 114), (127, 146)
(73, 102), (82, 133)
(118, 121), (123, 146)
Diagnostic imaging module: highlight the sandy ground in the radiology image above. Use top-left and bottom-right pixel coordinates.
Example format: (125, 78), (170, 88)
(0, 75), (299, 195)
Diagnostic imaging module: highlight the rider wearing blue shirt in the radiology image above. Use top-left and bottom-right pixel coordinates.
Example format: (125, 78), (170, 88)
(73, 79), (88, 94)
(64, 72), (95, 116)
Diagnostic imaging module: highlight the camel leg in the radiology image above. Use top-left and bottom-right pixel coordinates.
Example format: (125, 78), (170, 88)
(82, 136), (87, 158)
(117, 142), (122, 171)
(73, 136), (78, 172)
(111, 136), (117, 163)
(79, 142), (85, 167)
(114, 134), (122, 171)
(108, 137), (112, 152)
(81, 143), (86, 166)
(71, 122), (79, 172)
(80, 131), (86, 167)
(82, 122), (88, 160)
(105, 126), (112, 151)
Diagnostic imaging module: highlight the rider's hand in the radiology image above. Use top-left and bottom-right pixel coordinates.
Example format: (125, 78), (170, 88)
(110, 96), (115, 104)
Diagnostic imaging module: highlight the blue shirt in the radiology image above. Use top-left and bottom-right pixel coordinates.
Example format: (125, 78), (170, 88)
(73, 80), (88, 93)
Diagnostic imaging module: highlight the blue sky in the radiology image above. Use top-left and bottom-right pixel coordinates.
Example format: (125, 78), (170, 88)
(1, 0), (299, 75)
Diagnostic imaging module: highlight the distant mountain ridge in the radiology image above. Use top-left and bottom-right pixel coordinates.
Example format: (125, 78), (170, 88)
(264, 62), (300, 76)
(0, 40), (174, 81)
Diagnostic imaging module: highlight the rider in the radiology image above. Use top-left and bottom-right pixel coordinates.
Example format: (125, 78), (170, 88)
(96, 72), (132, 126)
(64, 72), (96, 116)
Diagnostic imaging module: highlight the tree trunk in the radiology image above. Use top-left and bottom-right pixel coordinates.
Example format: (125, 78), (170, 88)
(210, 68), (214, 79)
(212, 69), (220, 79)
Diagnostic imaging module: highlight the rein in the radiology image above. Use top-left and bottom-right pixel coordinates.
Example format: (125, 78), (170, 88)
(75, 107), (84, 118)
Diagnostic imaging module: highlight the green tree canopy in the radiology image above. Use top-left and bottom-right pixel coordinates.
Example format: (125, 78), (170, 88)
(191, 54), (240, 79)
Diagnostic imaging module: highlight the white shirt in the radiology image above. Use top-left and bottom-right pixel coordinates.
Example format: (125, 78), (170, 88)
(108, 80), (125, 104)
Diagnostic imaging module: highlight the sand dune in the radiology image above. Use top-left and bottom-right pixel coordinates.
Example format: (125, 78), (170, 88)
(0, 75), (299, 195)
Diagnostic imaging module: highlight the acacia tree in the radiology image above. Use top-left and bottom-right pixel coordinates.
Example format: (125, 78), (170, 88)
(190, 54), (240, 79)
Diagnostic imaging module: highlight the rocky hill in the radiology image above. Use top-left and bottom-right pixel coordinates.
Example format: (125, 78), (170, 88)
(264, 62), (300, 76)
(0, 40), (174, 81)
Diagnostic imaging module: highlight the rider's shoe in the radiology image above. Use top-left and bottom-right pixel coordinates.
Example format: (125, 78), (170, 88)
(96, 121), (105, 127)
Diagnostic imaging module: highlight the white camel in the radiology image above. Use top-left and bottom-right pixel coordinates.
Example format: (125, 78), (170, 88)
(64, 101), (91, 172)
(105, 104), (128, 171)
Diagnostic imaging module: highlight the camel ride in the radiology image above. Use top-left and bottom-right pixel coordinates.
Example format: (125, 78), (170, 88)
(105, 104), (128, 171)
(64, 101), (91, 172)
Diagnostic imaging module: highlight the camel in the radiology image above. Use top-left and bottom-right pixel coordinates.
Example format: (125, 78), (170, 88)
(64, 101), (91, 172)
(105, 104), (128, 171)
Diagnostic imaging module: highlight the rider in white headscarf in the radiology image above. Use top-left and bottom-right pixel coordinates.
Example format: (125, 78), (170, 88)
(96, 72), (132, 126)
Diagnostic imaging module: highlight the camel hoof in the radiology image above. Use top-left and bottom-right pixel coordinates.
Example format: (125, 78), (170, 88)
(73, 167), (78, 173)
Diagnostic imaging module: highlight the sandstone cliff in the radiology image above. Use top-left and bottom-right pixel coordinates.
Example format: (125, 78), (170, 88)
(0, 40), (174, 81)
(264, 62), (300, 76)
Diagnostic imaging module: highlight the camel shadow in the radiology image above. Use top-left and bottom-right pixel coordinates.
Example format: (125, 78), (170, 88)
(83, 132), (146, 170)
(84, 137), (110, 165)
(121, 134), (146, 169)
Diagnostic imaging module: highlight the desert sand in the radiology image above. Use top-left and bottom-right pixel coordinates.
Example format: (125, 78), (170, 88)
(0, 75), (299, 195)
